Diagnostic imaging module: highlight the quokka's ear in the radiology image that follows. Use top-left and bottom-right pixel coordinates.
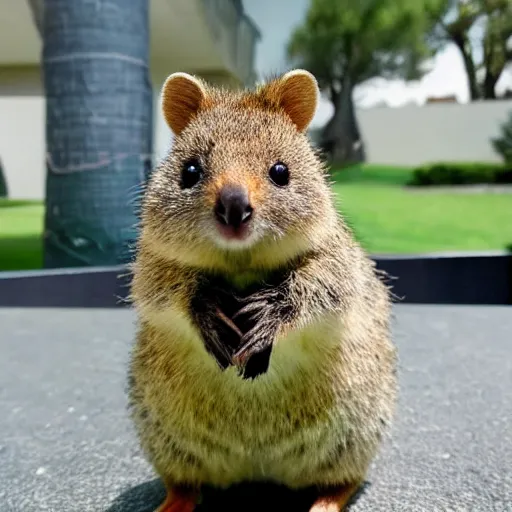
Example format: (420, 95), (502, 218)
(161, 72), (208, 135)
(257, 69), (319, 132)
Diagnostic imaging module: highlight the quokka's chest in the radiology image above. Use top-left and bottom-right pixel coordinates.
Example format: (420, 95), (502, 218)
(146, 312), (344, 439)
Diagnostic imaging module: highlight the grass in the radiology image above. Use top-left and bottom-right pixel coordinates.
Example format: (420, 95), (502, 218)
(0, 199), (44, 271)
(331, 165), (512, 254)
(0, 165), (511, 270)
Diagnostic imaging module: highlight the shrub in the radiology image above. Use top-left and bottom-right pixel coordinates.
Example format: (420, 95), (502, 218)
(408, 162), (512, 186)
(492, 111), (512, 163)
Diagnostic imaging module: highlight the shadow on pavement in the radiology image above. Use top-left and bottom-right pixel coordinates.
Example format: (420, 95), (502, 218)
(105, 479), (369, 512)
(105, 479), (165, 512)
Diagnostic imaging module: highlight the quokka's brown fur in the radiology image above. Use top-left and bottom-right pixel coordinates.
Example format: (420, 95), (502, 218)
(128, 69), (397, 511)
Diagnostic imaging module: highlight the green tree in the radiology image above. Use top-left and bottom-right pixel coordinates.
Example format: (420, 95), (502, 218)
(287, 0), (444, 165)
(430, 0), (512, 100)
(287, 0), (445, 163)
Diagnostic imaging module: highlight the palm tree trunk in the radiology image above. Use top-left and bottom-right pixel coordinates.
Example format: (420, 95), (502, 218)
(42, 0), (153, 268)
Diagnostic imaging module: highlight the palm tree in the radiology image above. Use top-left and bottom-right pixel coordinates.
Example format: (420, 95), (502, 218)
(41, 0), (153, 267)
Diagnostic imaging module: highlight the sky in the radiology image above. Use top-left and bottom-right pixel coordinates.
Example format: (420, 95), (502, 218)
(244, 0), (512, 128)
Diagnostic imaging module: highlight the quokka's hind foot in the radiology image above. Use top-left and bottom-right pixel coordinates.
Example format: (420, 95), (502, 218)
(155, 484), (199, 512)
(308, 481), (363, 512)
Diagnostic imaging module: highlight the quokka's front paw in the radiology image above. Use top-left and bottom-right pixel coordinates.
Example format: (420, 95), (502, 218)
(231, 283), (292, 375)
(190, 281), (243, 370)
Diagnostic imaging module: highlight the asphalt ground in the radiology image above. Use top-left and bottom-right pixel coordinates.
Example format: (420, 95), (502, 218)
(1, 305), (511, 511)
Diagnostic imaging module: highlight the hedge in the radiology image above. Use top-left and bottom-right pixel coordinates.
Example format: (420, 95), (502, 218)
(408, 162), (512, 186)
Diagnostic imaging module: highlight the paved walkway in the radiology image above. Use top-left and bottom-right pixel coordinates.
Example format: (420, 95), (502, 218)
(406, 184), (512, 194)
(1, 306), (511, 511)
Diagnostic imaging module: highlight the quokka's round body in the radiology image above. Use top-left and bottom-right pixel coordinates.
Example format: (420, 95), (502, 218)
(129, 69), (397, 512)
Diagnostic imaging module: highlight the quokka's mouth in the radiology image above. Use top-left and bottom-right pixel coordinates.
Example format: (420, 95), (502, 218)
(215, 220), (251, 242)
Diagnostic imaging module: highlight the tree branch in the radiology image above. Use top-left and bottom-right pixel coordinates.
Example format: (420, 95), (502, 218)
(445, 11), (481, 39)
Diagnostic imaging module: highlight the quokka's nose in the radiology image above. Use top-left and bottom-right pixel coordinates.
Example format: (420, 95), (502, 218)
(215, 185), (253, 228)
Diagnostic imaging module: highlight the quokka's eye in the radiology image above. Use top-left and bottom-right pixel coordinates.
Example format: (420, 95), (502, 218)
(181, 159), (203, 189)
(269, 162), (289, 187)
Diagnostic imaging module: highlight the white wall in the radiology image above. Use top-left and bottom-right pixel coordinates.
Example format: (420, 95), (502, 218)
(0, 0), (41, 66)
(153, 86), (174, 165)
(0, 66), (44, 199)
(357, 100), (511, 166)
(0, 95), (45, 200)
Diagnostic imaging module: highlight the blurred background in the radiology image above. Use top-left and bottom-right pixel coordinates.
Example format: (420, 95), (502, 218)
(0, 0), (511, 272)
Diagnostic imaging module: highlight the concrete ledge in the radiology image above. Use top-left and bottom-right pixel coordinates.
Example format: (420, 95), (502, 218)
(0, 252), (510, 307)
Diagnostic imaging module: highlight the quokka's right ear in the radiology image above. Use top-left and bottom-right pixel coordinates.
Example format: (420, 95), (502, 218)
(161, 72), (208, 135)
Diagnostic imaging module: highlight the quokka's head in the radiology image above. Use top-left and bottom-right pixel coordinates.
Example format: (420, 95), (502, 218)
(140, 70), (337, 271)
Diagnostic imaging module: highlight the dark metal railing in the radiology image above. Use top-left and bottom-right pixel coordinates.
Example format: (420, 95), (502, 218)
(1, 252), (510, 308)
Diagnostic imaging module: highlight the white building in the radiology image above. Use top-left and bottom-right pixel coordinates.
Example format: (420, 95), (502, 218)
(0, 0), (260, 199)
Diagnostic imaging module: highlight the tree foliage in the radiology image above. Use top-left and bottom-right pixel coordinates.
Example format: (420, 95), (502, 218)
(288, 0), (443, 93)
(429, 0), (512, 99)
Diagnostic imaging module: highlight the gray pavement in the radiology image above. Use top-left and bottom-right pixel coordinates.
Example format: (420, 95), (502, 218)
(0, 305), (511, 512)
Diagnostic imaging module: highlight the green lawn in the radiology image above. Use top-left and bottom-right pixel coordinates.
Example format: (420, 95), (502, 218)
(332, 165), (512, 253)
(1, 166), (511, 270)
(0, 199), (44, 271)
